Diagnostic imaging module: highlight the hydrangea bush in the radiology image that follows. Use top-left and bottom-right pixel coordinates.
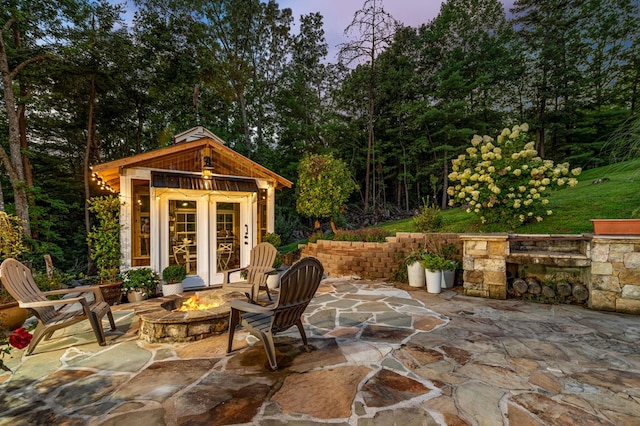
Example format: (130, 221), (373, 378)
(447, 124), (581, 229)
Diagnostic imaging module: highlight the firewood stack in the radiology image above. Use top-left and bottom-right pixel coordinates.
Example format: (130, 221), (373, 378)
(510, 276), (588, 305)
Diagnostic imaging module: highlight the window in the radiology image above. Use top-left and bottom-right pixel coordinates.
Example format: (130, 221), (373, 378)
(132, 180), (150, 266)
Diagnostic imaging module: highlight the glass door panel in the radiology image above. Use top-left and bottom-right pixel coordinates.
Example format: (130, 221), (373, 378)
(169, 200), (197, 274)
(216, 202), (240, 273)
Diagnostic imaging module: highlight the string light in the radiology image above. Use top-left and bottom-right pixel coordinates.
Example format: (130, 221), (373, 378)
(91, 173), (116, 193)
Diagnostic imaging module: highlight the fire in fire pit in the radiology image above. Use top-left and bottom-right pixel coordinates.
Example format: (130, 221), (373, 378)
(135, 289), (243, 343)
(172, 294), (224, 312)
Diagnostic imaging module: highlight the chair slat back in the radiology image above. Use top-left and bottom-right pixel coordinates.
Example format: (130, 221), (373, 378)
(245, 242), (277, 287)
(271, 257), (324, 333)
(1, 258), (58, 322)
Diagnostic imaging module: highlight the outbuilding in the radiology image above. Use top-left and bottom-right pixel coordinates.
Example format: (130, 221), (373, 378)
(91, 126), (292, 289)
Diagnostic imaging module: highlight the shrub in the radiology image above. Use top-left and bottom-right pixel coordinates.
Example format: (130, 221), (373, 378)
(333, 228), (391, 243)
(123, 267), (160, 295)
(447, 124), (581, 229)
(0, 211), (28, 261)
(162, 264), (187, 284)
(263, 232), (282, 248)
(413, 203), (443, 232)
(33, 270), (72, 293)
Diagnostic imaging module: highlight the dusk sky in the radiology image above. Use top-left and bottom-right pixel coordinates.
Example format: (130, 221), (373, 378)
(278, 0), (516, 60)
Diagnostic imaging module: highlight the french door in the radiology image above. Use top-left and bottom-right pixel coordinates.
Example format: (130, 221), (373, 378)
(158, 191), (253, 287)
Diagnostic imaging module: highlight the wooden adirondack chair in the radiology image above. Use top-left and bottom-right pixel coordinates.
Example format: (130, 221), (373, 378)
(227, 256), (324, 370)
(222, 242), (278, 301)
(0, 258), (117, 355)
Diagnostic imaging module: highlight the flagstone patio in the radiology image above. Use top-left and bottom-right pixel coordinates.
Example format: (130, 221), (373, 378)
(1, 277), (639, 425)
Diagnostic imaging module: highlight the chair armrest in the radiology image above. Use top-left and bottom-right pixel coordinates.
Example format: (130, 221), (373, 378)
(41, 285), (105, 303)
(41, 286), (98, 296)
(223, 268), (244, 284)
(19, 296), (89, 309)
(229, 300), (274, 315)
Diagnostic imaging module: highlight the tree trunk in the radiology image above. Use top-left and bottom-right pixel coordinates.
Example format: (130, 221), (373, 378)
(441, 151), (449, 210)
(84, 73), (96, 271)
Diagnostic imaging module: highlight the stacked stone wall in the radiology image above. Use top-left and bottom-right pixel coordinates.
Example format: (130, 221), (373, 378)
(590, 236), (640, 314)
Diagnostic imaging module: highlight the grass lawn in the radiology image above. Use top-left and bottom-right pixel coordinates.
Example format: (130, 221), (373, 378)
(378, 159), (640, 235)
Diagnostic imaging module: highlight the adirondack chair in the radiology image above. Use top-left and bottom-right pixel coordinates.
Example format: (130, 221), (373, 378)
(227, 256), (324, 370)
(0, 258), (117, 355)
(222, 242), (277, 301)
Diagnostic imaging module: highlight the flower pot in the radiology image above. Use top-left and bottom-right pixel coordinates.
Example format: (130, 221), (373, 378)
(162, 282), (184, 296)
(591, 219), (640, 235)
(425, 269), (442, 294)
(441, 270), (455, 289)
(407, 261), (426, 287)
(99, 281), (123, 305)
(0, 302), (29, 332)
(126, 290), (147, 303)
(266, 272), (281, 290)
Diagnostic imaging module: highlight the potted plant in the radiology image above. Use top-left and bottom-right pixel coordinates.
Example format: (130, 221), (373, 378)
(441, 259), (460, 289)
(122, 268), (159, 302)
(0, 211), (30, 331)
(405, 247), (426, 287)
(419, 252), (448, 294)
(87, 195), (123, 305)
(162, 264), (187, 296)
(440, 243), (460, 289)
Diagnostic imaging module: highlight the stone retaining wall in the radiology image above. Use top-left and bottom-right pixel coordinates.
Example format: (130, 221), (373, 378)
(302, 232), (640, 315)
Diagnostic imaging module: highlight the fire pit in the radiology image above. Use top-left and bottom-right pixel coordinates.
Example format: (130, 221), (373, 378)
(135, 289), (243, 343)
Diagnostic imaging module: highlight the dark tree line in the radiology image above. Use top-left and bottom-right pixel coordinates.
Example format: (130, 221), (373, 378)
(1, 0), (638, 269)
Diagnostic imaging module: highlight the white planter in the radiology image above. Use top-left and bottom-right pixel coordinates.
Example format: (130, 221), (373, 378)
(162, 281), (184, 296)
(425, 269), (442, 294)
(266, 272), (281, 290)
(441, 270), (455, 289)
(407, 262), (426, 287)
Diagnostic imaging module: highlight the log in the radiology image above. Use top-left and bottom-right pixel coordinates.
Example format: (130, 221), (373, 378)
(557, 281), (572, 297)
(512, 278), (528, 295)
(541, 286), (556, 299)
(526, 277), (541, 295)
(572, 284), (589, 301)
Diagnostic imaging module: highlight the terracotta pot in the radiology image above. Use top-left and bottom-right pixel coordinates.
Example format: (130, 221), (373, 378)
(126, 290), (147, 303)
(591, 219), (640, 235)
(0, 302), (29, 332)
(99, 281), (123, 305)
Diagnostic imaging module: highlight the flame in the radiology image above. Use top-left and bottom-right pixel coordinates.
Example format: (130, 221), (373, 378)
(173, 295), (221, 312)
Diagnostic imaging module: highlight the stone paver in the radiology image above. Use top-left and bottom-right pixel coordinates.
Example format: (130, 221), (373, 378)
(1, 277), (639, 425)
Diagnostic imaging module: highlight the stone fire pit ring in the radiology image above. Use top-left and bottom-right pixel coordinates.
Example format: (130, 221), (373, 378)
(134, 289), (244, 343)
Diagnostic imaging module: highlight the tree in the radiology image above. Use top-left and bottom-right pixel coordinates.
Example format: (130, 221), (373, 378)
(338, 0), (398, 211)
(296, 154), (358, 233)
(0, 1), (74, 238)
